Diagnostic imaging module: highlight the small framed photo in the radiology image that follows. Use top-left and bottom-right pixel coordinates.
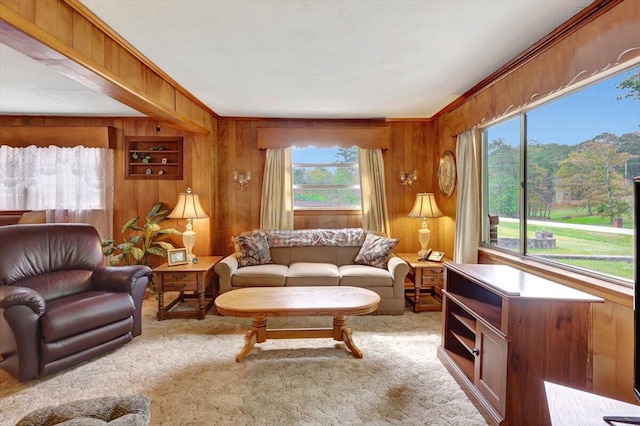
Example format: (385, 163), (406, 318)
(167, 248), (188, 266)
(161, 158), (168, 164)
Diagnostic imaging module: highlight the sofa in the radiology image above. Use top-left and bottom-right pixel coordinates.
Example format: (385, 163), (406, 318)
(214, 228), (410, 315)
(0, 223), (152, 381)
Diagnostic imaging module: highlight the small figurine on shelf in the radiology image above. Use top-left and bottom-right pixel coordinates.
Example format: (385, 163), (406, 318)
(150, 145), (165, 151)
(145, 168), (152, 175)
(141, 153), (152, 164)
(158, 170), (165, 175)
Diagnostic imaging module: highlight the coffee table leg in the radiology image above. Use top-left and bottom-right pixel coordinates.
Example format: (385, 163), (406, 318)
(333, 316), (363, 358)
(236, 316), (267, 363)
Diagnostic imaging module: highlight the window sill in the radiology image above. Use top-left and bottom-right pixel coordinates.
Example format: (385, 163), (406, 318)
(294, 209), (361, 215)
(478, 247), (633, 307)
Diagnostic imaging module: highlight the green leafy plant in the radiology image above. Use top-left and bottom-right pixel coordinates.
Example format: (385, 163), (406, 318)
(102, 202), (181, 267)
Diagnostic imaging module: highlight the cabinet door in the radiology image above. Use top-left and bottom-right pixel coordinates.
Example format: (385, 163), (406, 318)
(475, 321), (508, 417)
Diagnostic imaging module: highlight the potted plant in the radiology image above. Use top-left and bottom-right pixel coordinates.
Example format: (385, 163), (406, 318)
(102, 202), (182, 290)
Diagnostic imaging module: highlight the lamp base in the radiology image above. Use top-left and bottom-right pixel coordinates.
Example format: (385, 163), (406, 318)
(417, 226), (431, 257)
(182, 229), (196, 262)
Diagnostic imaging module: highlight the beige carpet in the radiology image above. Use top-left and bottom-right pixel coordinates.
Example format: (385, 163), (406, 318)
(1, 299), (487, 426)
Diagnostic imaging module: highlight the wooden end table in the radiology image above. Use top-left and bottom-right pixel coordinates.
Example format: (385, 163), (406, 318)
(153, 256), (222, 320)
(395, 253), (448, 312)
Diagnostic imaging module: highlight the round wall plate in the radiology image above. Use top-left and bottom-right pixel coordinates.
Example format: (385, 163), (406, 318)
(438, 151), (457, 198)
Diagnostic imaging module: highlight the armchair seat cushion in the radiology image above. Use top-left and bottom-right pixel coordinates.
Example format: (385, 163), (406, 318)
(43, 291), (134, 342)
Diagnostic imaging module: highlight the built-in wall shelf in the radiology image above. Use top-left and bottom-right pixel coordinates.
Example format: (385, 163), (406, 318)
(125, 136), (183, 180)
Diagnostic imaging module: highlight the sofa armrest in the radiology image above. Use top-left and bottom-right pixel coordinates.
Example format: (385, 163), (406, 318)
(214, 254), (239, 293)
(0, 286), (45, 316)
(387, 255), (410, 298)
(92, 266), (152, 294)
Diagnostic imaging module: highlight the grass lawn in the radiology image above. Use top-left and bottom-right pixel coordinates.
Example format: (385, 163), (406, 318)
(495, 221), (634, 280)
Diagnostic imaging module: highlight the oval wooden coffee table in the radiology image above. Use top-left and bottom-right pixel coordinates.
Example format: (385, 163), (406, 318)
(215, 286), (381, 362)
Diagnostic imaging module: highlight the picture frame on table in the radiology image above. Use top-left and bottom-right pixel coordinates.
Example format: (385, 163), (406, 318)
(167, 248), (188, 266)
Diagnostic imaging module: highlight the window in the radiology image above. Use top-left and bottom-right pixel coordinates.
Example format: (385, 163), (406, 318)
(482, 65), (639, 283)
(291, 146), (361, 210)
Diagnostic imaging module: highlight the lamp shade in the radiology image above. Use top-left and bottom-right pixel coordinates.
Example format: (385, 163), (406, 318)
(168, 188), (208, 219)
(408, 193), (443, 219)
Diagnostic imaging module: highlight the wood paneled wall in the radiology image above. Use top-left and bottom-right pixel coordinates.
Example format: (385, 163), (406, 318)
(216, 118), (437, 255)
(0, 116), (216, 266)
(438, 1), (640, 403)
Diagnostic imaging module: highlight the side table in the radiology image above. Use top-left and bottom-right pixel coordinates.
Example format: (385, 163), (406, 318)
(153, 256), (222, 320)
(394, 253), (448, 312)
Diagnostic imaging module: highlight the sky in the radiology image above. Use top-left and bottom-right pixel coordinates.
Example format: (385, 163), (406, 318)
(490, 64), (640, 146)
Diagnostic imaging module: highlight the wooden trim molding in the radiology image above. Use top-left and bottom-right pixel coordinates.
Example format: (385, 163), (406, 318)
(0, 126), (116, 148)
(257, 127), (390, 149)
(62, 0), (217, 119)
(432, 0), (625, 121)
(0, 1), (211, 135)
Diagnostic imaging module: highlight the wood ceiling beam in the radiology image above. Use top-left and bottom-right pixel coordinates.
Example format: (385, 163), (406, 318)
(0, 0), (213, 135)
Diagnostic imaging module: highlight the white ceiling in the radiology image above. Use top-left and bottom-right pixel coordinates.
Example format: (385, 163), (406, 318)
(0, 0), (593, 120)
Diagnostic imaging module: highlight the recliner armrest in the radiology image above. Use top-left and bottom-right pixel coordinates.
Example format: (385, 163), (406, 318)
(0, 285), (45, 316)
(92, 265), (152, 294)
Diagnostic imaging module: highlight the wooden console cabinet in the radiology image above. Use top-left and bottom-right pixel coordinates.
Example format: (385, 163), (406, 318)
(437, 263), (603, 426)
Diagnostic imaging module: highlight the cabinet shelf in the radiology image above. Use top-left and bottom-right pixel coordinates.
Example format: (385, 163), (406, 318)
(451, 311), (476, 334)
(125, 136), (183, 180)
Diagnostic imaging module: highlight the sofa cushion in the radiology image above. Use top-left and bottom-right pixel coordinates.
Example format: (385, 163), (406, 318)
(339, 265), (394, 287)
(233, 232), (272, 267)
(42, 291), (134, 342)
(354, 233), (399, 269)
(232, 264), (288, 287)
(286, 263), (339, 286)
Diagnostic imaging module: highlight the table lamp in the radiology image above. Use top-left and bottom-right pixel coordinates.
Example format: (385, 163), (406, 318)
(168, 187), (208, 261)
(408, 193), (443, 257)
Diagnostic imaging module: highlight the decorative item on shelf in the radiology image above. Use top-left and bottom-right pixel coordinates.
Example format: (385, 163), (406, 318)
(141, 153), (151, 163)
(145, 168), (152, 175)
(438, 151), (457, 198)
(400, 170), (417, 187)
(168, 187), (208, 262)
(151, 146), (165, 151)
(158, 170), (164, 175)
(234, 171), (251, 190)
(408, 192), (443, 257)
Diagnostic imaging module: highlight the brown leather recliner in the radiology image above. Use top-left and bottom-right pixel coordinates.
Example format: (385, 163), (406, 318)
(0, 223), (152, 381)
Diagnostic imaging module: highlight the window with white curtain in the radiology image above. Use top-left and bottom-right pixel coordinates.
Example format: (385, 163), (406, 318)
(0, 145), (114, 238)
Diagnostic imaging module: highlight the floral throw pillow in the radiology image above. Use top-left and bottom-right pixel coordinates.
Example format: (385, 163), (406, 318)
(354, 233), (399, 269)
(232, 232), (272, 267)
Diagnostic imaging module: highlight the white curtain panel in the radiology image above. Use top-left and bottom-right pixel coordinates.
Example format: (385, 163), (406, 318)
(453, 129), (480, 263)
(260, 147), (294, 230)
(0, 145), (114, 239)
(359, 148), (391, 236)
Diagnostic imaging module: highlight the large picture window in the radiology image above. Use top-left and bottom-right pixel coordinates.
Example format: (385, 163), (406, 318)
(482, 64), (639, 283)
(291, 146), (360, 210)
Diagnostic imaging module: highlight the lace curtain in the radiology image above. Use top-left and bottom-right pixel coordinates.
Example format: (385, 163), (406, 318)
(0, 145), (114, 239)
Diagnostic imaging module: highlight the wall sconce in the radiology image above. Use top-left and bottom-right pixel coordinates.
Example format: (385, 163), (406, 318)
(234, 171), (251, 190)
(400, 170), (417, 187)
